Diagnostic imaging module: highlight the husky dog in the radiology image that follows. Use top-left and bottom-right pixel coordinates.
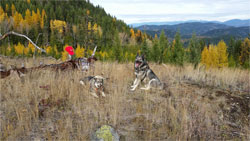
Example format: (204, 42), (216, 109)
(80, 75), (106, 98)
(130, 54), (164, 91)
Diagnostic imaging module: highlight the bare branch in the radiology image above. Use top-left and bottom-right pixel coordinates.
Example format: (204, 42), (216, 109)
(0, 31), (46, 53)
(91, 46), (97, 57)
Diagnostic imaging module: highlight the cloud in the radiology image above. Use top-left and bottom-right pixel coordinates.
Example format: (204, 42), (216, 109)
(90, 0), (250, 23)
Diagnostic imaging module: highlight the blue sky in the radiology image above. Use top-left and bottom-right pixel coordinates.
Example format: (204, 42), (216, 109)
(90, 0), (250, 24)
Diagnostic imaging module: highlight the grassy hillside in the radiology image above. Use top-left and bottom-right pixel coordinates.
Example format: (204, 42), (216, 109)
(0, 57), (249, 140)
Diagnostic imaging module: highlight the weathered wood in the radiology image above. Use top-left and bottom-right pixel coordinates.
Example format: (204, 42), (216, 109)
(0, 31), (46, 53)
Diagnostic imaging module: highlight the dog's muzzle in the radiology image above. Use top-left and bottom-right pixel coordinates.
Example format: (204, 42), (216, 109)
(135, 61), (142, 68)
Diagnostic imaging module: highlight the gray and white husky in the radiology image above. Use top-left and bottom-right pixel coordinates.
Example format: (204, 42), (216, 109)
(80, 75), (106, 98)
(130, 54), (164, 91)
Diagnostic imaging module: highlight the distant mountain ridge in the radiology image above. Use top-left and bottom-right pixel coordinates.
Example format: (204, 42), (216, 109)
(131, 19), (250, 27)
(136, 21), (250, 40)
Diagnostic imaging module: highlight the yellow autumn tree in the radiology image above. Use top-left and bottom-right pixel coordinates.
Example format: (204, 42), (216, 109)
(50, 20), (67, 33)
(36, 8), (41, 24)
(201, 44), (221, 68)
(14, 42), (25, 55)
(217, 40), (228, 67)
(93, 23), (98, 33)
(75, 44), (85, 58)
(61, 51), (68, 61)
(46, 46), (52, 55)
(88, 22), (92, 32)
(13, 12), (24, 31)
(209, 45), (219, 68)
(31, 10), (39, 27)
(28, 42), (35, 53)
(154, 34), (158, 39)
(11, 4), (15, 16)
(0, 6), (7, 23)
(25, 9), (32, 25)
(130, 28), (135, 39)
(61, 45), (71, 61)
(201, 46), (209, 67)
(40, 9), (46, 29)
(86, 10), (90, 15)
(97, 25), (102, 37)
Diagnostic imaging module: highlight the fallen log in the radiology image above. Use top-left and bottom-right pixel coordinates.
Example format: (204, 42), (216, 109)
(0, 57), (97, 79)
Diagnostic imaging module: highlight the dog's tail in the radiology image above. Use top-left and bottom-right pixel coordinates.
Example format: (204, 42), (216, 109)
(79, 79), (85, 85)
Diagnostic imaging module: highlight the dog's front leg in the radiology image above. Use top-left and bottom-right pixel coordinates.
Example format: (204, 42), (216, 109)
(90, 92), (99, 98)
(131, 78), (138, 88)
(130, 78), (140, 91)
(101, 91), (106, 97)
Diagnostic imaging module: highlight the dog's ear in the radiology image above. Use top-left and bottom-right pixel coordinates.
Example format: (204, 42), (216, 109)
(142, 54), (145, 59)
(136, 53), (139, 57)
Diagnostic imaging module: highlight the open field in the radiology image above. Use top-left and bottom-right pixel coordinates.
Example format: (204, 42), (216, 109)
(0, 57), (249, 140)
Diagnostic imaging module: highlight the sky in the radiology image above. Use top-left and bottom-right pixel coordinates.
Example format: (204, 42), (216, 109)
(90, 0), (250, 24)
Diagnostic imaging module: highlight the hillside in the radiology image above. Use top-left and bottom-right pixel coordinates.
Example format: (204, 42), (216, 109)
(223, 19), (250, 27)
(0, 0), (130, 52)
(202, 26), (250, 38)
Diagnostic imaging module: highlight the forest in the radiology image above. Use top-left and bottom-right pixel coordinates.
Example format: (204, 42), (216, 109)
(0, 0), (249, 69)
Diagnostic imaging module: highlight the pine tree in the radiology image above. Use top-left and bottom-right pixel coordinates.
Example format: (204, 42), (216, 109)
(172, 31), (184, 66)
(239, 38), (250, 68)
(113, 31), (122, 62)
(228, 37), (235, 57)
(159, 30), (168, 64)
(141, 39), (150, 60)
(228, 55), (236, 68)
(188, 33), (201, 68)
(151, 38), (160, 63)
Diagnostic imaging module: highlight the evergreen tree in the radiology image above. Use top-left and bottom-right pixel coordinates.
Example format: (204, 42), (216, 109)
(159, 30), (168, 64)
(141, 39), (150, 61)
(239, 38), (250, 68)
(188, 33), (201, 68)
(113, 31), (122, 62)
(228, 36), (235, 57)
(172, 31), (184, 66)
(228, 55), (236, 68)
(151, 37), (160, 63)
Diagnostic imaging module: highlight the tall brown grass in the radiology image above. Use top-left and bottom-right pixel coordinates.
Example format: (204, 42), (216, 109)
(0, 57), (249, 140)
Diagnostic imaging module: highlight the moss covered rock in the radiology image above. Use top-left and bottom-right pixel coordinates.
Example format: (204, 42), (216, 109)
(91, 125), (119, 141)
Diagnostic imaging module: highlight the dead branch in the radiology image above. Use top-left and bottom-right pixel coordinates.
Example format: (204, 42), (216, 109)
(91, 46), (97, 57)
(0, 31), (46, 53)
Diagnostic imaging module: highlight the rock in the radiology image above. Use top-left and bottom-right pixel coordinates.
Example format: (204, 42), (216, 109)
(91, 125), (119, 141)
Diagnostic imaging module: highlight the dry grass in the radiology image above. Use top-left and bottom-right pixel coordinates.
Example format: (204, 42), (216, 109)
(0, 57), (249, 140)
